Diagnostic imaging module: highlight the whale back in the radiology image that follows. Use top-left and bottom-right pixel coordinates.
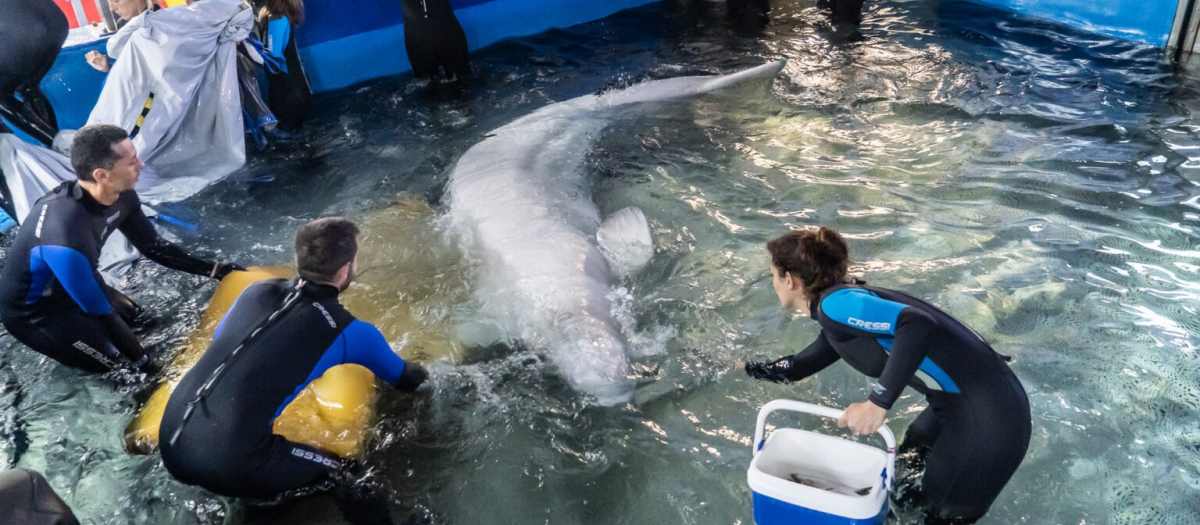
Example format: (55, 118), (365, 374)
(446, 62), (786, 404)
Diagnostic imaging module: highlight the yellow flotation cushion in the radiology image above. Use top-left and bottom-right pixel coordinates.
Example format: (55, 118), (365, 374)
(124, 266), (377, 458)
(125, 197), (463, 459)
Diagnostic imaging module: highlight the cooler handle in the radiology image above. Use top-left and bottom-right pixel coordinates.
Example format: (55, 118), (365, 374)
(752, 399), (897, 491)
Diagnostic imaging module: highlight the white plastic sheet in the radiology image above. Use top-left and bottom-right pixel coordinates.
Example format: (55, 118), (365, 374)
(87, 0), (254, 204)
(0, 134), (143, 285)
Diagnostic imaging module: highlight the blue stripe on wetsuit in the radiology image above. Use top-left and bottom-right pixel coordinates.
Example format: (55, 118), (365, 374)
(822, 288), (960, 394)
(271, 319), (406, 421)
(264, 17), (290, 73)
(26, 245), (111, 315)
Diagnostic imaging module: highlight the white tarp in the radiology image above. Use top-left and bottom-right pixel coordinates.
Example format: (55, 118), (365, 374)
(0, 134), (143, 284)
(87, 0), (253, 204)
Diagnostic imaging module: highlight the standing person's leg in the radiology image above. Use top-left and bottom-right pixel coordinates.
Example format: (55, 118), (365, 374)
(894, 405), (945, 509)
(920, 389), (1032, 524)
(435, 16), (470, 81)
(237, 48), (277, 133)
(404, 23), (441, 80)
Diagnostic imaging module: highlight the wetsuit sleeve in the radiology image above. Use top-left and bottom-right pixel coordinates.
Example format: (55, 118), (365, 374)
(745, 332), (840, 383)
(97, 312), (146, 364)
(265, 17), (290, 66)
(33, 246), (112, 315)
(116, 194), (215, 277)
(868, 308), (936, 409)
(341, 320), (427, 391)
(820, 289), (938, 410)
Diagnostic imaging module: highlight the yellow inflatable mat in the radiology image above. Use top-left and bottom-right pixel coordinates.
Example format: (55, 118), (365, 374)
(124, 266), (376, 458)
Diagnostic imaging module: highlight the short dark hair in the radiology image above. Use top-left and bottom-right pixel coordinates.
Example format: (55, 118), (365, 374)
(71, 124), (130, 182)
(295, 218), (360, 282)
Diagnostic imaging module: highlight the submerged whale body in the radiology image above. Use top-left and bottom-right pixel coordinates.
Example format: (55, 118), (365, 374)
(446, 61), (786, 405)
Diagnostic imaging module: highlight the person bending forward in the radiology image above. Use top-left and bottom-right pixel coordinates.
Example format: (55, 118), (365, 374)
(159, 218), (427, 506)
(745, 227), (1031, 524)
(0, 124), (241, 373)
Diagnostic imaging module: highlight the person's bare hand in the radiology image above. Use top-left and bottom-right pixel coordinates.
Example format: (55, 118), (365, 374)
(85, 51), (110, 73)
(836, 401), (887, 435)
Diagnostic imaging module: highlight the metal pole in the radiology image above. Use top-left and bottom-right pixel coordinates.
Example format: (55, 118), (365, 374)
(95, 0), (119, 32)
(1170, 0), (1200, 62)
(69, 0), (89, 27)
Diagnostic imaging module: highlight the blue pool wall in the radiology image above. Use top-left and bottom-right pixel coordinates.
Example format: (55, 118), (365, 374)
(8, 0), (1187, 145)
(948, 0), (1181, 46)
(299, 0), (659, 92)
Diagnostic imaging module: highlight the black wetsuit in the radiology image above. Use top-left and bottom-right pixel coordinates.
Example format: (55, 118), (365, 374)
(747, 281), (1030, 524)
(401, 0), (469, 80)
(0, 182), (215, 372)
(0, 0), (68, 145)
(159, 278), (427, 499)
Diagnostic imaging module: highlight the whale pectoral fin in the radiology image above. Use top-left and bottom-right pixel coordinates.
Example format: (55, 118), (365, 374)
(597, 207), (654, 277)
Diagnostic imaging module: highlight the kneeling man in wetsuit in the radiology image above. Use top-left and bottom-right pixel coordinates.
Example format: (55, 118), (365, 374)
(159, 218), (428, 509)
(0, 124), (242, 373)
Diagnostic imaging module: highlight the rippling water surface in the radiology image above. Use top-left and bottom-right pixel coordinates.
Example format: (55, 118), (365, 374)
(5, 0), (1200, 523)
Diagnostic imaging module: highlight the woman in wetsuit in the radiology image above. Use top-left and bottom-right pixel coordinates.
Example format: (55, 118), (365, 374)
(253, 0), (310, 129)
(745, 228), (1031, 524)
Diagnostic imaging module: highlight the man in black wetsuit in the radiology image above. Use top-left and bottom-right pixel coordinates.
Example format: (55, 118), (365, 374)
(746, 228), (1030, 524)
(159, 218), (428, 522)
(0, 124), (242, 373)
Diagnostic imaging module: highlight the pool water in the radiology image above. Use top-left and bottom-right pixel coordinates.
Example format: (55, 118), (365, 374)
(4, 0), (1200, 523)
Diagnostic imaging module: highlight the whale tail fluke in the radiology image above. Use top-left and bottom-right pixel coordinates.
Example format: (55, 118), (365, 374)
(694, 59), (787, 92)
(597, 207), (654, 277)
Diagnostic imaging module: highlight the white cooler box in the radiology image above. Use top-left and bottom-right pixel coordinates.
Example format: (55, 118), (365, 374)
(747, 400), (895, 525)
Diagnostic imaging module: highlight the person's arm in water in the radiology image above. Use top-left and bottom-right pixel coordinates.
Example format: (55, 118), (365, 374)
(115, 192), (243, 279)
(341, 320), (428, 391)
(32, 245), (147, 367)
(745, 331), (841, 383)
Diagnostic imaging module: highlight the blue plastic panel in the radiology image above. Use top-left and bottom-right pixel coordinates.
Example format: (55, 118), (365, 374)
(299, 0), (659, 92)
(5, 39), (107, 144)
(947, 0), (1182, 45)
(297, 0), (495, 47)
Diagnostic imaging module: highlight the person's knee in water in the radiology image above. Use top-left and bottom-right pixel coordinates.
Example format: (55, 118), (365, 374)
(0, 0), (69, 146)
(158, 218), (429, 524)
(0, 124), (245, 375)
(744, 227), (1031, 524)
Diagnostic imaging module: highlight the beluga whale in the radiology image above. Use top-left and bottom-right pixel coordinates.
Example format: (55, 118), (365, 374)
(446, 60), (786, 405)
